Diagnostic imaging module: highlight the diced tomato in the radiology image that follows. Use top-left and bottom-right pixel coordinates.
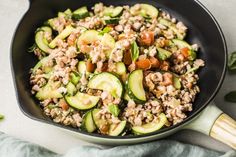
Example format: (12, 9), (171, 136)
(86, 59), (95, 73)
(149, 57), (160, 68)
(136, 59), (152, 70)
(180, 47), (190, 58)
(160, 61), (170, 71)
(59, 99), (69, 111)
(139, 31), (155, 46)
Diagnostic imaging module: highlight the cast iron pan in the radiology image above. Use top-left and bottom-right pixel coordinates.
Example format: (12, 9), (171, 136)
(11, 0), (227, 140)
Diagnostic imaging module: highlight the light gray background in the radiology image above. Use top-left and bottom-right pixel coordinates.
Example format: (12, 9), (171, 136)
(0, 0), (236, 154)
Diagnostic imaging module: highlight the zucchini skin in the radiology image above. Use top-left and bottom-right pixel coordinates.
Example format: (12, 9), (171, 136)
(126, 70), (146, 103)
(125, 83), (146, 104)
(81, 110), (97, 133)
(72, 6), (90, 20)
(88, 72), (124, 98)
(132, 113), (167, 134)
(108, 120), (127, 136)
(103, 6), (124, 17)
(65, 92), (100, 110)
(104, 17), (120, 24)
(35, 26), (52, 53)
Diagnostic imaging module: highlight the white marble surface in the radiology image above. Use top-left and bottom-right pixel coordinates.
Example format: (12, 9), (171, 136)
(0, 0), (236, 154)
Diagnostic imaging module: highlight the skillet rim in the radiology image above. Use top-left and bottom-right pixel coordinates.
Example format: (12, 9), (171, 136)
(10, 0), (227, 139)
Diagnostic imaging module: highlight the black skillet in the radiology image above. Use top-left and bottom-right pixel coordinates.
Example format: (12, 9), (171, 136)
(11, 0), (236, 149)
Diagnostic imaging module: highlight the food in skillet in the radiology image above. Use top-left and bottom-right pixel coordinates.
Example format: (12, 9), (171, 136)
(29, 3), (204, 136)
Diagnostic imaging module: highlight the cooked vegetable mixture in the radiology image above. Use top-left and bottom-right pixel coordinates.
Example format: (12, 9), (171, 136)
(30, 3), (204, 136)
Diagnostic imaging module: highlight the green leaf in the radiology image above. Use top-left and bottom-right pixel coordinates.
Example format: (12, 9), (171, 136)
(131, 41), (139, 62)
(108, 104), (120, 117)
(225, 91), (236, 102)
(0, 114), (4, 120)
(228, 51), (236, 71)
(98, 27), (112, 35)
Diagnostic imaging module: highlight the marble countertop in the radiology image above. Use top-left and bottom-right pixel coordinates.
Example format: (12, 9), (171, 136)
(0, 0), (236, 154)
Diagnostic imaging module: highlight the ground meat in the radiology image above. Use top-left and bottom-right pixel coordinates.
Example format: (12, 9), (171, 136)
(43, 106), (82, 127)
(123, 100), (163, 126)
(143, 70), (200, 124)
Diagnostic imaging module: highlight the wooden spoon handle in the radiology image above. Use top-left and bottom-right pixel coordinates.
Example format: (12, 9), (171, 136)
(210, 113), (236, 149)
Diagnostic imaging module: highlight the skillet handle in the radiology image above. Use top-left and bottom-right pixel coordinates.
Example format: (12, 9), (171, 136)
(184, 102), (236, 149)
(210, 113), (236, 149)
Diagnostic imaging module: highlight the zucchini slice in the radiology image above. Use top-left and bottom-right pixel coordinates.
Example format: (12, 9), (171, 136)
(109, 121), (126, 136)
(72, 6), (89, 20)
(92, 109), (126, 136)
(157, 47), (172, 61)
(77, 61), (87, 74)
(124, 92), (131, 101)
(132, 113), (167, 134)
(92, 109), (107, 129)
(172, 39), (197, 60)
(58, 9), (72, 19)
(172, 39), (192, 49)
(49, 25), (74, 48)
(115, 62), (126, 75)
(104, 17), (120, 25)
(103, 6), (123, 17)
(127, 70), (146, 103)
(36, 81), (63, 100)
(77, 30), (100, 48)
(82, 110), (97, 133)
(77, 30), (115, 57)
(47, 18), (57, 30)
(35, 26), (52, 53)
(32, 56), (50, 73)
(66, 82), (77, 96)
(159, 19), (185, 40)
(101, 33), (115, 57)
(88, 72), (123, 98)
(65, 92), (100, 110)
(64, 8), (72, 15)
(131, 4), (159, 18)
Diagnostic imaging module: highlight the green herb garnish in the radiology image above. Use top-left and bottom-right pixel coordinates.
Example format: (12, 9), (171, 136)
(228, 51), (236, 71)
(225, 91), (236, 102)
(131, 41), (139, 62)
